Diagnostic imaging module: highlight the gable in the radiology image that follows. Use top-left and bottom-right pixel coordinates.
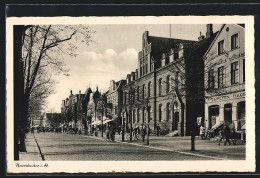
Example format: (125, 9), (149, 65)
(204, 24), (245, 64)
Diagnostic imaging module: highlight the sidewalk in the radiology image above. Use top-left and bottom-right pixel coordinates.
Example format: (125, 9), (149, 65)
(19, 133), (43, 161)
(84, 132), (245, 160)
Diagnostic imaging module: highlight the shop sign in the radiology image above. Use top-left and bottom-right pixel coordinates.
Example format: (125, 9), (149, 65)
(206, 91), (245, 103)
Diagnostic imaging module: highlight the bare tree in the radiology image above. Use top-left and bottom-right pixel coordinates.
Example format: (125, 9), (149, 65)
(14, 25), (95, 159)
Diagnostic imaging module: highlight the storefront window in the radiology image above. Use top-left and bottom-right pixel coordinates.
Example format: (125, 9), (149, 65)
(208, 105), (219, 129)
(237, 101), (245, 130)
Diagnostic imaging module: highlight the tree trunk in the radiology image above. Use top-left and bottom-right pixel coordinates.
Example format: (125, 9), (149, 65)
(14, 26), (27, 159)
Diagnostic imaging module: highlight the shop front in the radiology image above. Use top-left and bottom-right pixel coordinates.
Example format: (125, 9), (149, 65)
(205, 91), (245, 131)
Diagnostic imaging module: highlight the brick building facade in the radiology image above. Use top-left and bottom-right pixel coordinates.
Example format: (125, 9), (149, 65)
(123, 25), (216, 136)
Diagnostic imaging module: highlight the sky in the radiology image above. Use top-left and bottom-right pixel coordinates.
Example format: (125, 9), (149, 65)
(46, 24), (222, 113)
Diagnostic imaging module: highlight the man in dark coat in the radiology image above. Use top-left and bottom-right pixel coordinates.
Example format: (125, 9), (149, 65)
(224, 125), (231, 145)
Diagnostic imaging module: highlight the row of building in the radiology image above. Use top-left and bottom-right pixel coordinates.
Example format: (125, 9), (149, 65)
(61, 24), (245, 136)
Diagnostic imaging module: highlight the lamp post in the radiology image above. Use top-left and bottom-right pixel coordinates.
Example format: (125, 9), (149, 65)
(121, 111), (125, 142)
(147, 98), (150, 145)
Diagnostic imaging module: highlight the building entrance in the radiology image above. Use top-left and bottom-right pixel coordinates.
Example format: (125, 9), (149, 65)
(173, 112), (179, 130)
(208, 105), (219, 129)
(224, 104), (232, 124)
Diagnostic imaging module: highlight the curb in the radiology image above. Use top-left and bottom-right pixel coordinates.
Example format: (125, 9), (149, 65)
(33, 133), (45, 161)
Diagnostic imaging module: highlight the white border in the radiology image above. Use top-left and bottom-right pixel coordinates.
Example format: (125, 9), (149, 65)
(6, 16), (255, 173)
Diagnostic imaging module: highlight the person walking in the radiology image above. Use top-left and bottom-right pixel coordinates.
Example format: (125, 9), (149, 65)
(156, 124), (160, 136)
(224, 125), (231, 146)
(218, 127), (224, 145)
(141, 126), (146, 142)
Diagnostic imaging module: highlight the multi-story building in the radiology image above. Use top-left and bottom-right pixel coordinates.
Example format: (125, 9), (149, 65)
(123, 25), (217, 136)
(204, 24), (245, 131)
(106, 80), (126, 127)
(61, 90), (86, 131)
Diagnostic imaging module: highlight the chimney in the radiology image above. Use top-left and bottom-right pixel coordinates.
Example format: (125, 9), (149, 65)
(79, 90), (81, 94)
(70, 90), (73, 95)
(206, 24), (213, 39)
(198, 31), (205, 41)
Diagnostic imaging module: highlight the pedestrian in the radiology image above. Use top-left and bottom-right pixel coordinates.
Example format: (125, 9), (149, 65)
(79, 128), (82, 135)
(141, 126), (146, 142)
(218, 127), (224, 145)
(105, 126), (110, 141)
(224, 125), (231, 146)
(199, 125), (204, 139)
(156, 124), (160, 136)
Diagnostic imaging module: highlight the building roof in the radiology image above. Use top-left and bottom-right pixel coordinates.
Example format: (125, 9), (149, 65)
(147, 36), (197, 62)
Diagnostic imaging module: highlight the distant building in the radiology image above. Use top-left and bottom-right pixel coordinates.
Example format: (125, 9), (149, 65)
(61, 90), (86, 130)
(105, 80), (126, 127)
(123, 25), (216, 136)
(204, 24), (245, 131)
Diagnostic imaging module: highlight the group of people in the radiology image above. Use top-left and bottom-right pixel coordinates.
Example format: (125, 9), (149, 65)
(218, 124), (237, 146)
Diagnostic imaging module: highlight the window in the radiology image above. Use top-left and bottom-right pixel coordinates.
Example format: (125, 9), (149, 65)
(137, 87), (139, 100)
(133, 110), (136, 123)
(142, 84), (145, 99)
(148, 82), (151, 97)
(159, 104), (162, 122)
(208, 69), (214, 89)
(133, 89), (135, 102)
(137, 109), (140, 123)
(175, 72), (180, 89)
(142, 108), (145, 123)
(166, 75), (170, 93)
(115, 106), (118, 114)
(243, 59), (245, 83)
(218, 40), (224, 55)
(231, 61), (239, 85)
(166, 103), (170, 122)
(218, 66), (224, 88)
(174, 52), (178, 60)
(231, 33), (239, 50)
(159, 78), (162, 95)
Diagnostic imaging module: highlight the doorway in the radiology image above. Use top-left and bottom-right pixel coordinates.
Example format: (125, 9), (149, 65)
(173, 112), (179, 130)
(224, 104), (232, 124)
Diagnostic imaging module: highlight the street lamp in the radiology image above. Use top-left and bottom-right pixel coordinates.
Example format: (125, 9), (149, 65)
(147, 98), (150, 145)
(121, 111), (125, 142)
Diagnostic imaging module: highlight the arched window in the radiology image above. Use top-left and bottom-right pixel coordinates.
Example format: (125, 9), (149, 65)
(175, 72), (180, 89)
(159, 104), (162, 122)
(166, 75), (170, 93)
(166, 103), (171, 122)
(159, 78), (162, 95)
(148, 82), (151, 97)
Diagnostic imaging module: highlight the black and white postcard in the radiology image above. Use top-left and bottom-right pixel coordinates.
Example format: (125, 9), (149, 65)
(6, 16), (255, 173)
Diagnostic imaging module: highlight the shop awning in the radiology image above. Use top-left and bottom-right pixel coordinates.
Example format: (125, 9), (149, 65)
(241, 123), (246, 130)
(211, 122), (223, 130)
